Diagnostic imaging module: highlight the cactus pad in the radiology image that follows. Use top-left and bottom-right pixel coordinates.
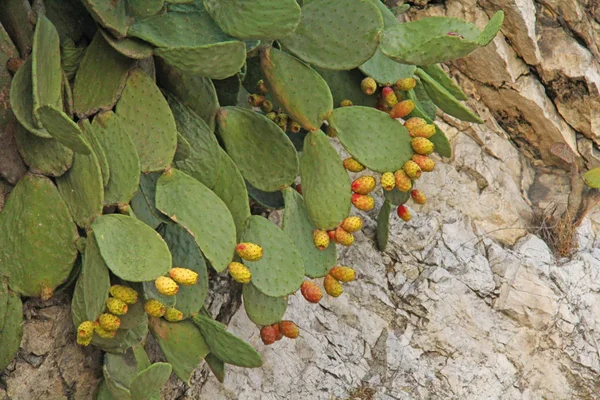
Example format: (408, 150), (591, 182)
(31, 15), (62, 122)
(80, 233), (111, 321)
(242, 283), (287, 326)
(384, 187), (410, 206)
(314, 67), (377, 108)
(128, 0), (165, 18)
(116, 68), (177, 172)
(204, 354), (225, 383)
(36, 104), (92, 155)
(155, 169), (237, 272)
(130, 173), (171, 230)
(14, 122), (74, 177)
(79, 119), (110, 187)
(584, 167), (600, 188)
(239, 215), (305, 297)
(260, 47), (333, 130)
(419, 64), (468, 101)
(149, 318), (210, 383)
(193, 315), (263, 368)
(0, 173), (78, 298)
(280, 0), (383, 70)
(405, 90), (452, 158)
(91, 214), (172, 281)
(130, 363), (172, 400)
(80, 0), (128, 38)
(0, 291), (23, 370)
(216, 106), (299, 192)
(282, 188), (337, 278)
(0, 280), (8, 332)
(301, 130), (351, 230)
(376, 200), (392, 251)
(246, 182), (285, 210)
(99, 28), (154, 60)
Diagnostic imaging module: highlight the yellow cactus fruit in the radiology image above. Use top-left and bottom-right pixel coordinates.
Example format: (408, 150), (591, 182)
(343, 157), (365, 173)
(95, 325), (117, 339)
(98, 313), (121, 331)
(412, 154), (435, 172)
(382, 86), (398, 107)
(340, 99), (353, 107)
(394, 77), (417, 91)
(404, 117), (427, 132)
(334, 227), (355, 246)
(260, 99), (273, 113)
(235, 242), (263, 261)
(381, 172), (395, 191)
(351, 175), (376, 195)
(77, 321), (96, 339)
(390, 100), (415, 119)
(340, 216), (363, 233)
(360, 77), (377, 95)
(77, 335), (93, 347)
(288, 120), (302, 134)
(106, 297), (128, 316)
(329, 266), (356, 283)
(164, 308), (184, 322)
(313, 229), (330, 250)
(169, 267), (199, 286)
(351, 193), (375, 211)
(324, 274), (343, 297)
(229, 262), (252, 284)
(403, 160), (422, 180)
(394, 170), (412, 192)
(155, 276), (179, 296)
(411, 137), (434, 155)
(109, 285), (139, 304)
(145, 299), (166, 317)
(410, 123), (436, 139)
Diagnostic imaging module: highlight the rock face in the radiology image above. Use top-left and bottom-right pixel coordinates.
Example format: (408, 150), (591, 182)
(3, 1), (600, 399)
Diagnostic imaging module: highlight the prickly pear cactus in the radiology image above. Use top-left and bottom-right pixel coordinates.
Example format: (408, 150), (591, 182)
(0, 0), (503, 393)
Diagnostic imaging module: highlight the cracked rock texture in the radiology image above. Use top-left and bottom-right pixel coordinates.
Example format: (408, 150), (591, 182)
(3, 0), (600, 399)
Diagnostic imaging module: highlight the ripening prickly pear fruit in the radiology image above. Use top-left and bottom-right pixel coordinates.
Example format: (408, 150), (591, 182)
(109, 285), (138, 304)
(95, 325), (117, 339)
(275, 112), (288, 131)
(351, 193), (375, 211)
(236, 242), (263, 261)
(78, 321), (96, 339)
(228, 262), (252, 284)
(394, 77), (417, 91)
(260, 100), (273, 113)
(77, 335), (93, 347)
(266, 111), (277, 121)
(412, 154), (435, 172)
(397, 205), (411, 221)
(106, 297), (128, 316)
(164, 308), (184, 322)
(382, 86), (398, 107)
(169, 267), (199, 286)
(403, 160), (422, 180)
(381, 172), (395, 191)
(324, 274), (343, 297)
(300, 280), (322, 303)
(326, 125), (337, 137)
(351, 175), (376, 195)
(98, 313), (120, 331)
(271, 323), (284, 341)
(279, 321), (300, 339)
(390, 100), (415, 119)
(248, 93), (265, 107)
(410, 124), (436, 139)
(411, 137), (434, 155)
(256, 79), (267, 94)
(329, 266), (356, 283)
(394, 170), (412, 192)
(335, 227), (355, 246)
(340, 99), (353, 107)
(288, 120), (301, 133)
(341, 216), (363, 233)
(327, 230), (337, 243)
(411, 189), (427, 205)
(404, 117), (427, 132)
(260, 325), (277, 345)
(361, 77), (377, 95)
(343, 157), (365, 173)
(145, 299), (166, 317)
(313, 229), (330, 250)
(155, 276), (179, 296)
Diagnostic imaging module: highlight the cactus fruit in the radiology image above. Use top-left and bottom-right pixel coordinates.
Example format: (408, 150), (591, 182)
(411, 137), (435, 155)
(397, 205), (411, 221)
(381, 172), (396, 191)
(329, 266), (356, 283)
(341, 216), (363, 233)
(155, 276), (180, 296)
(343, 157), (365, 172)
(340, 99), (353, 107)
(394, 170), (412, 192)
(335, 227), (355, 246)
(410, 124), (436, 139)
(228, 262), (252, 284)
(326, 125), (337, 137)
(288, 120), (302, 133)
(390, 100), (415, 119)
(351, 176), (376, 195)
(411, 189), (427, 205)
(78, 321), (96, 339)
(106, 298), (129, 316)
(403, 160), (422, 180)
(77, 335), (93, 347)
(266, 111), (277, 121)
(412, 154), (435, 172)
(327, 230), (338, 243)
(144, 299), (166, 318)
(275, 112), (289, 131)
(164, 308), (184, 322)
(382, 86), (398, 107)
(313, 229), (330, 250)
(271, 323), (284, 341)
(360, 77), (377, 95)
(248, 94), (265, 107)
(394, 78), (417, 91)
(260, 100), (273, 113)
(404, 117), (427, 132)
(324, 275), (343, 297)
(256, 80), (267, 95)
(109, 285), (139, 305)
(351, 193), (375, 211)
(169, 267), (199, 286)
(95, 325), (117, 339)
(236, 243), (264, 262)
(260, 325), (277, 345)
(279, 321), (300, 339)
(300, 280), (323, 303)
(98, 313), (121, 331)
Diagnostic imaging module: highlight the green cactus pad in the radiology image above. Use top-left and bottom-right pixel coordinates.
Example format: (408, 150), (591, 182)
(80, 0), (128, 38)
(36, 105), (93, 155)
(246, 182), (285, 210)
(0, 280), (8, 332)
(116, 68), (178, 172)
(102, 365), (132, 399)
(94, 381), (113, 400)
(380, 11), (504, 66)
(583, 167), (600, 188)
(405, 90), (452, 158)
(0, 291), (23, 370)
(212, 148), (251, 239)
(73, 32), (134, 118)
(282, 188), (337, 278)
(128, 0), (165, 18)
(419, 64), (467, 101)
(239, 215), (305, 297)
(130, 363), (172, 400)
(260, 47), (333, 130)
(80, 233), (111, 321)
(100, 28), (154, 60)
(142, 280), (177, 308)
(204, 354), (225, 383)
(119, 299), (147, 330)
(376, 200), (392, 251)
(62, 71), (74, 118)
(213, 74), (242, 107)
(0, 173), (78, 298)
(14, 122), (74, 177)
(31, 15), (62, 123)
(280, 0), (383, 70)
(174, 133), (192, 161)
(156, 60), (220, 131)
(104, 351), (140, 391)
(158, 222), (209, 318)
(165, 92), (221, 188)
(92, 111), (141, 205)
(203, 0), (300, 40)
(9, 58), (51, 138)
(384, 187), (410, 206)
(412, 82), (437, 120)
(155, 169), (237, 272)
(130, 173), (171, 230)
(242, 283), (287, 326)
(328, 106), (412, 172)
(216, 106), (299, 192)
(314, 67), (377, 108)
(149, 318), (210, 383)
(415, 68), (482, 123)
(91, 214), (172, 281)
(301, 130), (351, 230)
(79, 119), (110, 187)
(193, 315), (263, 367)
(0, 25), (16, 131)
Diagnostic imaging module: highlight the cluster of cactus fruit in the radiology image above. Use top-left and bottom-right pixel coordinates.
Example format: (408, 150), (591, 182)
(0, 0), (504, 397)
